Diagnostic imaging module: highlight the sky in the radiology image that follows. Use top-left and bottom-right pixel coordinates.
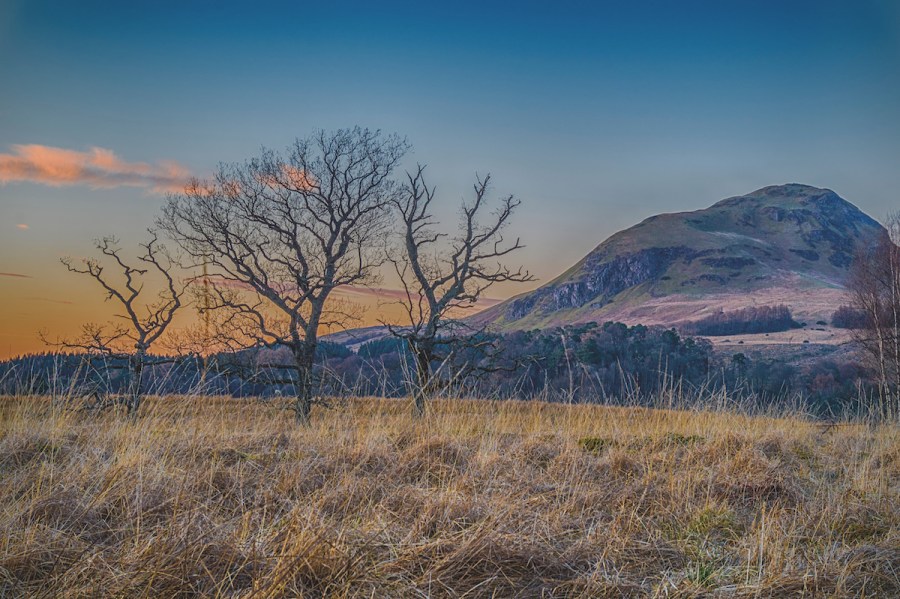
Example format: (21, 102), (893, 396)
(1, 0), (899, 358)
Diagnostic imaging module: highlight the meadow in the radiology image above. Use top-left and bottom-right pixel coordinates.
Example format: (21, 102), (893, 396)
(0, 396), (897, 597)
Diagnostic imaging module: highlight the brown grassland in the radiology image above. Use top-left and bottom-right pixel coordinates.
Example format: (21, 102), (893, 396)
(0, 396), (898, 597)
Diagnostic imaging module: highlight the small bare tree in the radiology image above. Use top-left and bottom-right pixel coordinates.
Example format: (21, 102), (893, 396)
(387, 165), (534, 416)
(45, 232), (184, 415)
(847, 212), (900, 421)
(159, 127), (408, 423)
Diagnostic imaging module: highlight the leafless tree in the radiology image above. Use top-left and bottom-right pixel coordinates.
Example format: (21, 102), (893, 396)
(44, 232), (184, 415)
(847, 212), (900, 421)
(159, 127), (408, 423)
(387, 165), (534, 416)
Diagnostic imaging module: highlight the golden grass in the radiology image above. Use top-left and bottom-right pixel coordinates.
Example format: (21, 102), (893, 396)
(1, 396), (898, 597)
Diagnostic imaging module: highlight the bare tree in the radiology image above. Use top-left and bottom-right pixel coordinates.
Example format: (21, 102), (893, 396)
(387, 165), (534, 416)
(847, 212), (900, 421)
(44, 232), (184, 415)
(159, 127), (408, 423)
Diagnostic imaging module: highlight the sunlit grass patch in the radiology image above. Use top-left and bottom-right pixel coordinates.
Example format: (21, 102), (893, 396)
(0, 395), (897, 597)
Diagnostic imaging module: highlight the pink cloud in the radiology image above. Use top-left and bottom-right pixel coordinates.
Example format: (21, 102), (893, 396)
(0, 144), (191, 193)
(0, 272), (31, 278)
(16, 223), (28, 230)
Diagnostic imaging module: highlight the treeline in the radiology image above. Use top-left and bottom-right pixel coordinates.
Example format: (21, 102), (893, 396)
(321, 322), (714, 401)
(1, 322), (874, 415)
(0, 343), (352, 400)
(682, 304), (800, 336)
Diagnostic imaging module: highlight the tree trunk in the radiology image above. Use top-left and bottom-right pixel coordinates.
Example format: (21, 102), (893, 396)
(412, 340), (434, 418)
(890, 247), (900, 420)
(129, 353), (145, 417)
(293, 342), (316, 425)
(875, 324), (890, 420)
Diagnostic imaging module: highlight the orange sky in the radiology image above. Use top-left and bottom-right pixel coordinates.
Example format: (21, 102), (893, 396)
(0, 143), (511, 360)
(0, 269), (501, 360)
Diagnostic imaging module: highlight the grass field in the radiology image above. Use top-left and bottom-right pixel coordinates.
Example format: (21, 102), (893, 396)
(1, 396), (898, 597)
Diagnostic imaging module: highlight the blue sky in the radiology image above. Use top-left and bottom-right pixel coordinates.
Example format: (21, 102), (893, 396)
(1, 0), (899, 355)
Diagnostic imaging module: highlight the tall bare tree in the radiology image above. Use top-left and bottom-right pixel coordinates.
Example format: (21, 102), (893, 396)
(46, 232), (184, 415)
(387, 165), (533, 416)
(847, 212), (900, 421)
(159, 127), (408, 423)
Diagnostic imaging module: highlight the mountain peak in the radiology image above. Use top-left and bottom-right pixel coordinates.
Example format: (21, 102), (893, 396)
(752, 182), (830, 195)
(713, 183), (844, 208)
(479, 185), (883, 330)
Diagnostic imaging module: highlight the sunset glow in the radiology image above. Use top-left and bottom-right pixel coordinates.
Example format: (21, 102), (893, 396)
(1, 1), (899, 360)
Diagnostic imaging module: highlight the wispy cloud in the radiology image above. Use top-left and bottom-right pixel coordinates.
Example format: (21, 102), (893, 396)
(15, 223), (28, 230)
(192, 277), (500, 308)
(341, 286), (499, 307)
(0, 144), (191, 193)
(0, 272), (32, 278)
(25, 296), (74, 305)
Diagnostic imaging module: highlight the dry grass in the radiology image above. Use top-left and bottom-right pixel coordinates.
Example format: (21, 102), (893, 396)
(0, 396), (898, 598)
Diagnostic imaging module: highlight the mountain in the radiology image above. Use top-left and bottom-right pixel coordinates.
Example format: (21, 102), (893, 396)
(478, 184), (884, 332)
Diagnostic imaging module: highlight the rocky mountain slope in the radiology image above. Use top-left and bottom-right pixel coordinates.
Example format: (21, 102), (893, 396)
(478, 184), (884, 331)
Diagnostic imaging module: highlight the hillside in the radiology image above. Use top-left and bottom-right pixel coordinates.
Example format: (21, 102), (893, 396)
(479, 184), (883, 332)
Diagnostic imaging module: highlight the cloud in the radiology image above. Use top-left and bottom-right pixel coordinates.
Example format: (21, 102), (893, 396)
(24, 296), (74, 305)
(0, 272), (32, 278)
(0, 144), (191, 193)
(16, 223), (28, 230)
(191, 277), (500, 309)
(342, 286), (501, 307)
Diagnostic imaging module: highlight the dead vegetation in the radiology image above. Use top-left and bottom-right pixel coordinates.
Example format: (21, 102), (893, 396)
(0, 396), (897, 597)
